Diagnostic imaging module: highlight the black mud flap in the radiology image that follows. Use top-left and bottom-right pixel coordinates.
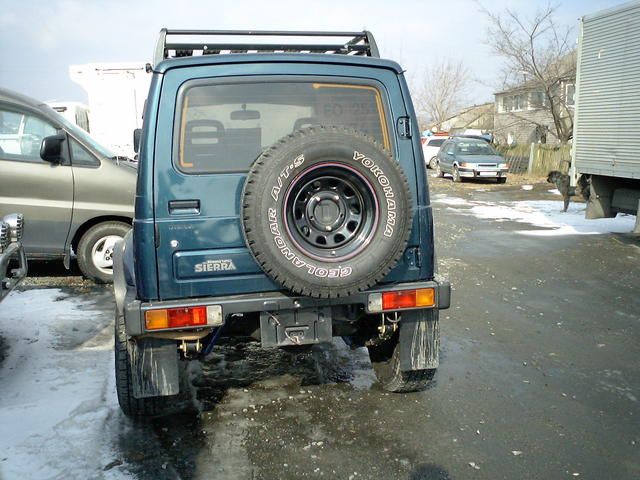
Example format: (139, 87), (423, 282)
(398, 309), (439, 371)
(129, 337), (180, 399)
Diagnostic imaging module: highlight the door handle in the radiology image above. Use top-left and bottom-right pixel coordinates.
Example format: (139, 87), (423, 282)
(168, 199), (200, 215)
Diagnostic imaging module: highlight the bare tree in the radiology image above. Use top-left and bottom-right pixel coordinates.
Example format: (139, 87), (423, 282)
(413, 59), (470, 130)
(481, 3), (576, 142)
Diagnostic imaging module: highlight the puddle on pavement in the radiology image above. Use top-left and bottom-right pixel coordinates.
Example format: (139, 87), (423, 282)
(137, 338), (445, 479)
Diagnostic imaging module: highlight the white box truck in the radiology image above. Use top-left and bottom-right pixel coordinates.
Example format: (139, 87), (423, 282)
(70, 63), (151, 159)
(46, 101), (91, 133)
(571, 1), (640, 230)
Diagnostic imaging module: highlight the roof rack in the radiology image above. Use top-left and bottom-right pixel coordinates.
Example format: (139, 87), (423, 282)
(152, 29), (380, 66)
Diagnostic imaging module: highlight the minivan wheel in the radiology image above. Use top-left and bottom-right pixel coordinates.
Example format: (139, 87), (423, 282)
(453, 166), (462, 183)
(77, 221), (130, 283)
(435, 162), (444, 178)
(429, 156), (438, 170)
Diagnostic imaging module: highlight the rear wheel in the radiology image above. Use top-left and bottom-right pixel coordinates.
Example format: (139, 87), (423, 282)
(497, 177), (507, 184)
(435, 161), (444, 178)
(114, 312), (191, 417)
(114, 312), (162, 417)
(77, 221), (130, 283)
(368, 335), (436, 392)
(428, 156), (438, 170)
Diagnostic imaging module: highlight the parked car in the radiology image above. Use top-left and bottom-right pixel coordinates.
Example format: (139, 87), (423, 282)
(112, 29), (451, 417)
(421, 136), (448, 169)
(0, 213), (27, 302)
(435, 137), (508, 183)
(0, 87), (137, 283)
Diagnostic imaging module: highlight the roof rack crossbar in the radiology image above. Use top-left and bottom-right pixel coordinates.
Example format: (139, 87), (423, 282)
(153, 29), (379, 65)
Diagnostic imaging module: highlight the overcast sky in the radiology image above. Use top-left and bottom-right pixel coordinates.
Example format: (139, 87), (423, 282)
(0, 0), (616, 105)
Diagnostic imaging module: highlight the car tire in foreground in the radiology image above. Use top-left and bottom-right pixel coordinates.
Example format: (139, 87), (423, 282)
(242, 126), (412, 298)
(114, 312), (162, 417)
(435, 162), (444, 178)
(115, 312), (192, 417)
(77, 221), (130, 283)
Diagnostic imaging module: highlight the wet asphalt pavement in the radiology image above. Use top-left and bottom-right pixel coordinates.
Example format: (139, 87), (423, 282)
(2, 176), (639, 480)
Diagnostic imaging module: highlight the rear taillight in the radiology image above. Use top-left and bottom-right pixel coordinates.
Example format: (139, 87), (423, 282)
(368, 288), (435, 313)
(145, 305), (223, 330)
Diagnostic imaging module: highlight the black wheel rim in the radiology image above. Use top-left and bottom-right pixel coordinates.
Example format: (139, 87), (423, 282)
(284, 163), (378, 262)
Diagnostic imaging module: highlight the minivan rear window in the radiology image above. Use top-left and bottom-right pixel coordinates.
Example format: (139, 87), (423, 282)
(175, 81), (390, 174)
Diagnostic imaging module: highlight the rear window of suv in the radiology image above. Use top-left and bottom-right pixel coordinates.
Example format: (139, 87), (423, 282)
(175, 80), (391, 174)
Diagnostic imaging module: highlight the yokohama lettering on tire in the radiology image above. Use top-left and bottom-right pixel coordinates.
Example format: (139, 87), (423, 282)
(242, 126), (412, 298)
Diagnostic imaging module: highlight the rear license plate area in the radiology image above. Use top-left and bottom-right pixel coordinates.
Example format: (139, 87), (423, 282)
(260, 308), (332, 347)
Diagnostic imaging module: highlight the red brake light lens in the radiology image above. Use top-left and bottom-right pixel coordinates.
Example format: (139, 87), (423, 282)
(145, 306), (208, 330)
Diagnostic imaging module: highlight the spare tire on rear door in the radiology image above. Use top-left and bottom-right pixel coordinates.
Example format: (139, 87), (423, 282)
(242, 126), (412, 298)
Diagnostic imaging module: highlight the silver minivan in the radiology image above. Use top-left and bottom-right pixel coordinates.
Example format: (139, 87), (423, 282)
(0, 87), (136, 283)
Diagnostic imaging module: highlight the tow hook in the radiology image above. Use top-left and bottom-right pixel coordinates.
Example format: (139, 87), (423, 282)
(179, 339), (202, 358)
(366, 312), (400, 347)
(377, 312), (400, 335)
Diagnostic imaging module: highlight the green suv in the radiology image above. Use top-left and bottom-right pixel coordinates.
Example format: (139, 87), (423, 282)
(113, 30), (450, 416)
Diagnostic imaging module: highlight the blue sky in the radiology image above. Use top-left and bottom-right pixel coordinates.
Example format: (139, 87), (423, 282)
(0, 0), (617, 105)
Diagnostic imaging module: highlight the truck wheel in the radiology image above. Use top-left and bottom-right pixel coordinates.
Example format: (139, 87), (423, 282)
(368, 335), (436, 392)
(242, 126), (412, 298)
(77, 221), (130, 283)
(114, 312), (162, 417)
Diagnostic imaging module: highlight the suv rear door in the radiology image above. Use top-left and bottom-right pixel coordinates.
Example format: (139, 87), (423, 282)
(153, 62), (425, 300)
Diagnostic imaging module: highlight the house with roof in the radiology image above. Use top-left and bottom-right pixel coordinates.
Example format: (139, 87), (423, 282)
(437, 102), (494, 136)
(493, 52), (577, 146)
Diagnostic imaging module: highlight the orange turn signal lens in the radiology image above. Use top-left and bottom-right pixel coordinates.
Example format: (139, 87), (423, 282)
(416, 288), (436, 307)
(381, 288), (436, 311)
(145, 306), (208, 330)
(145, 309), (169, 329)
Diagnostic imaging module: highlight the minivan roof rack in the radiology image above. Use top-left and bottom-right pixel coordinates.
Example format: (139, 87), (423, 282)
(153, 29), (380, 66)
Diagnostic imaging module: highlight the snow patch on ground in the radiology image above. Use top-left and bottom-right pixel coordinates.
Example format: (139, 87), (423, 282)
(433, 196), (636, 236)
(0, 289), (128, 479)
(431, 196), (471, 206)
(548, 188), (561, 195)
(521, 185), (533, 191)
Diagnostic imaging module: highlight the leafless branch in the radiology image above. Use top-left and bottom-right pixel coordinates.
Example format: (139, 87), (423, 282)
(412, 59), (470, 128)
(480, 1), (576, 142)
